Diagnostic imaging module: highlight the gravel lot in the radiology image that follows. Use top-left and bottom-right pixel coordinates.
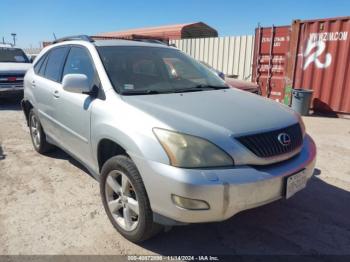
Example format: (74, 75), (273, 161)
(0, 98), (350, 255)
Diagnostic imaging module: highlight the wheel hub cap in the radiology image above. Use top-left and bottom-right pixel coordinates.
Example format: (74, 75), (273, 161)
(105, 170), (139, 231)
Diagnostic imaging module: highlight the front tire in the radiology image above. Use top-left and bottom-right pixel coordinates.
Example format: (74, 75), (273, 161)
(29, 109), (53, 154)
(100, 155), (162, 243)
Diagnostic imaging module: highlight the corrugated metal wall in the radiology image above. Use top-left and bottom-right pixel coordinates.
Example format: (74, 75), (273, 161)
(23, 47), (42, 55)
(170, 35), (255, 81)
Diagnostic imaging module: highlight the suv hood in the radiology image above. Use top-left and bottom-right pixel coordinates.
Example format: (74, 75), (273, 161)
(0, 63), (32, 74)
(122, 88), (298, 137)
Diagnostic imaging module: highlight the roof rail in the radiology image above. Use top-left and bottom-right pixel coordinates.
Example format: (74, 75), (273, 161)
(52, 35), (94, 44)
(49, 34), (171, 46)
(91, 34), (170, 45)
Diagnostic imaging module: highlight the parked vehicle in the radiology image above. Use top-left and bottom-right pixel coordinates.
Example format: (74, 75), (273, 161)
(200, 61), (261, 94)
(0, 44), (31, 98)
(200, 61), (226, 80)
(22, 35), (316, 243)
(225, 77), (261, 94)
(26, 54), (38, 63)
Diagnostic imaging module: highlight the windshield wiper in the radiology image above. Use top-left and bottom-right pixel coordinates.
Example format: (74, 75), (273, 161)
(193, 84), (229, 90)
(174, 84), (229, 93)
(120, 89), (161, 95)
(120, 84), (229, 95)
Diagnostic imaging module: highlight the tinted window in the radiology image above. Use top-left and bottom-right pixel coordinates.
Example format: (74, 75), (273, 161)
(34, 54), (47, 74)
(38, 54), (49, 76)
(164, 57), (201, 79)
(0, 47), (29, 63)
(44, 47), (69, 82)
(133, 59), (158, 76)
(97, 46), (226, 95)
(62, 47), (95, 87)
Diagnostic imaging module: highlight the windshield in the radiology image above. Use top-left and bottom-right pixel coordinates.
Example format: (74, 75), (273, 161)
(97, 46), (228, 95)
(0, 47), (29, 63)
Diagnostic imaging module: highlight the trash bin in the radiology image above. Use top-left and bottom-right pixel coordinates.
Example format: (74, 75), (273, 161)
(291, 89), (313, 116)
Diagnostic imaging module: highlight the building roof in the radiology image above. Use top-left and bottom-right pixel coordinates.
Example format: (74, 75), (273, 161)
(93, 39), (171, 48)
(98, 22), (218, 40)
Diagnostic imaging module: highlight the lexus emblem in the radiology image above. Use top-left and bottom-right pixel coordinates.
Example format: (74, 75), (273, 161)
(277, 133), (291, 146)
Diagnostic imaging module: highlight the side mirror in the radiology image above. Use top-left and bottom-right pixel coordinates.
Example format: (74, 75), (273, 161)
(218, 71), (225, 80)
(62, 74), (92, 94)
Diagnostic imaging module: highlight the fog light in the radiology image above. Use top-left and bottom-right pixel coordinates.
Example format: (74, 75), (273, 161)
(171, 194), (210, 210)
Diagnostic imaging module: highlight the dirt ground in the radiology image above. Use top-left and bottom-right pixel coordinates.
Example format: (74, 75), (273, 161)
(0, 98), (349, 255)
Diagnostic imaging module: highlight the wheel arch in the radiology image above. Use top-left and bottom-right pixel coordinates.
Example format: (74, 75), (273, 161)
(21, 99), (34, 126)
(97, 138), (130, 172)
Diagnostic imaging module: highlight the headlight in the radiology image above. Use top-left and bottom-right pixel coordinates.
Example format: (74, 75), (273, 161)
(153, 128), (234, 168)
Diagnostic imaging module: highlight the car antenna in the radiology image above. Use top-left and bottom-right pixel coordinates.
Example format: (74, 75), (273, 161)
(53, 33), (57, 41)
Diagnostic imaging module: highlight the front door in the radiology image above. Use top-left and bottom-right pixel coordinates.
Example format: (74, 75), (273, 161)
(53, 46), (97, 165)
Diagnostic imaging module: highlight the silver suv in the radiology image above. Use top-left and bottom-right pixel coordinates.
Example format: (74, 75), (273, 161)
(22, 35), (316, 243)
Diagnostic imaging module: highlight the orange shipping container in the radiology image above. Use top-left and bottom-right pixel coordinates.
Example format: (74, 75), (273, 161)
(291, 17), (350, 114)
(253, 25), (291, 102)
(253, 16), (350, 115)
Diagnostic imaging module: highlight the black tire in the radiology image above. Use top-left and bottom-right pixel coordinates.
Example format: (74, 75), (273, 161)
(28, 109), (54, 154)
(100, 155), (163, 243)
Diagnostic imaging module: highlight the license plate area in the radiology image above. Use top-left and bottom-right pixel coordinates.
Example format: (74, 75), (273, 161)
(285, 169), (308, 199)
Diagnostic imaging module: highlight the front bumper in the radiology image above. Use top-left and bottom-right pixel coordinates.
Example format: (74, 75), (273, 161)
(131, 134), (316, 224)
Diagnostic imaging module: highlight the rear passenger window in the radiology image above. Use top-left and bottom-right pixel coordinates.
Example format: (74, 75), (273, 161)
(44, 47), (69, 82)
(34, 54), (47, 74)
(62, 47), (95, 87)
(38, 54), (49, 76)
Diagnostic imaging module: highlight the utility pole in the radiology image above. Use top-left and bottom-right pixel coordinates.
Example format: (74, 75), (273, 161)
(11, 33), (17, 46)
(2, 37), (4, 44)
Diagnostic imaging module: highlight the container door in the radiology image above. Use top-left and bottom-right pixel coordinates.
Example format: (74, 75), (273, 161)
(253, 26), (291, 103)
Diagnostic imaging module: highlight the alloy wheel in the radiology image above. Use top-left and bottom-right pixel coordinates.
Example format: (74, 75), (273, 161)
(30, 114), (41, 148)
(105, 170), (140, 231)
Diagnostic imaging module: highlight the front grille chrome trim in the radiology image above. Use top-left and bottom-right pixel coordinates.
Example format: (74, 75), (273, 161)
(236, 123), (303, 158)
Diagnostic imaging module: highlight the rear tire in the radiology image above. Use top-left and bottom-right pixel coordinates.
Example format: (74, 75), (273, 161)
(100, 155), (163, 243)
(29, 109), (54, 154)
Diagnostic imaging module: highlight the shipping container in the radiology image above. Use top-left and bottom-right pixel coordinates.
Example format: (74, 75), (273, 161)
(252, 25), (291, 102)
(291, 17), (350, 114)
(253, 16), (350, 114)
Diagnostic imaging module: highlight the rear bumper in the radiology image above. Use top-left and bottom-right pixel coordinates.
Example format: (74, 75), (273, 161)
(131, 134), (316, 224)
(0, 85), (23, 97)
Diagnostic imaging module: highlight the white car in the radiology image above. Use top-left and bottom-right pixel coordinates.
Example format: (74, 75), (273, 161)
(0, 44), (32, 98)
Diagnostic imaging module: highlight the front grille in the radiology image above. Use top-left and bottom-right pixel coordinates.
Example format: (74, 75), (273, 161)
(237, 123), (303, 158)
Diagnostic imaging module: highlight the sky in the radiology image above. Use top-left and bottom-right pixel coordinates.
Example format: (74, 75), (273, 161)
(1, 0), (349, 48)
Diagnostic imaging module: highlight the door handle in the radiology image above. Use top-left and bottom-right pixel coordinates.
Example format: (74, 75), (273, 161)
(31, 80), (36, 88)
(53, 90), (60, 98)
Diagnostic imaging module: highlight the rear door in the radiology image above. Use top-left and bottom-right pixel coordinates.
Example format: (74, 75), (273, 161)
(32, 47), (69, 140)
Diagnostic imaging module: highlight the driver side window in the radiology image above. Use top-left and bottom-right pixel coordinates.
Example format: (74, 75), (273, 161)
(62, 47), (95, 87)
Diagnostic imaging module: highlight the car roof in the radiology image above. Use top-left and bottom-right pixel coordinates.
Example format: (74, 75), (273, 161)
(0, 44), (19, 49)
(35, 37), (176, 64)
(49, 35), (174, 49)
